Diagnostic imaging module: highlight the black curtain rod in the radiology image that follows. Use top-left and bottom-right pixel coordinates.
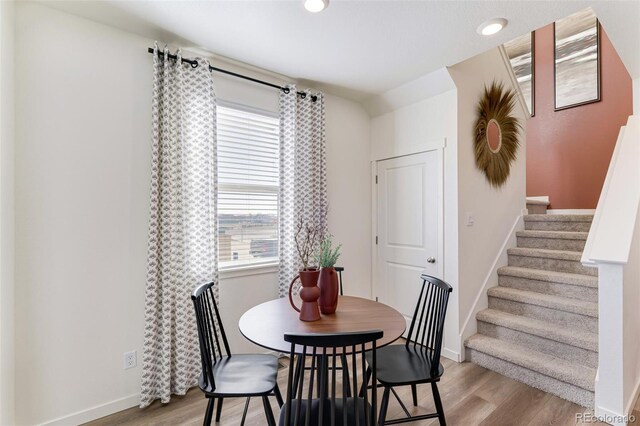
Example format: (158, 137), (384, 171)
(147, 48), (317, 102)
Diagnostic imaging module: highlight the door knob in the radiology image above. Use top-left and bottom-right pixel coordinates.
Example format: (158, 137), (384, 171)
(427, 257), (436, 264)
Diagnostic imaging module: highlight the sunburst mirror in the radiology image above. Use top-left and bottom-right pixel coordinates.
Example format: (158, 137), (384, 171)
(474, 81), (522, 188)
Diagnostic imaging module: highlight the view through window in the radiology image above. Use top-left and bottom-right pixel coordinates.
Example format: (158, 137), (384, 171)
(217, 104), (279, 269)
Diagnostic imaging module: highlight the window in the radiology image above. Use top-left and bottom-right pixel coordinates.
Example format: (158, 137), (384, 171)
(217, 103), (279, 269)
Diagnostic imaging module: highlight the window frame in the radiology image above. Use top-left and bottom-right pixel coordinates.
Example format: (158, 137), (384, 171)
(216, 100), (280, 273)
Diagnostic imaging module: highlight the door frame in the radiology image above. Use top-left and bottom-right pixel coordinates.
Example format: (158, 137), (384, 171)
(371, 141), (446, 303)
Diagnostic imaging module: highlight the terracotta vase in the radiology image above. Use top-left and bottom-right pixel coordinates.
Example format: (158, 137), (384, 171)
(288, 268), (321, 322)
(318, 267), (339, 314)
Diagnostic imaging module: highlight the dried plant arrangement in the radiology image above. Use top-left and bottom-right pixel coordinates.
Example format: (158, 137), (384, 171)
(294, 208), (327, 270)
(473, 81), (522, 188)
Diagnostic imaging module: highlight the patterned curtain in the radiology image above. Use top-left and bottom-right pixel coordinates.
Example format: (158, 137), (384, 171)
(140, 44), (218, 407)
(278, 86), (327, 297)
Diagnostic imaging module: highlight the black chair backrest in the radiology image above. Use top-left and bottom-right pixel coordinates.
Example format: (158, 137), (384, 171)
(335, 266), (344, 296)
(283, 330), (383, 426)
(405, 274), (453, 376)
(191, 282), (231, 393)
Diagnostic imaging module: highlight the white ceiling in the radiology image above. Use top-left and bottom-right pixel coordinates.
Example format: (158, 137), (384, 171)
(39, 0), (640, 102)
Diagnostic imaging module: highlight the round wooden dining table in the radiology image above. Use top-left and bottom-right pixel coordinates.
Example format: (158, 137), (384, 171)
(239, 295), (406, 354)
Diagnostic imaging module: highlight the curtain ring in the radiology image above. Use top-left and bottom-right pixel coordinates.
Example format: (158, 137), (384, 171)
(300, 93), (307, 99)
(283, 87), (290, 94)
(191, 61), (199, 69)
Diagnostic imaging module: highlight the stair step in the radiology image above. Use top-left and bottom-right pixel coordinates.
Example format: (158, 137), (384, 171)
(487, 286), (597, 332)
(524, 214), (593, 232)
(465, 334), (596, 390)
(477, 309), (597, 351)
(507, 247), (597, 276)
(476, 309), (598, 367)
(498, 266), (597, 288)
(516, 230), (588, 251)
(498, 266), (598, 302)
(465, 335), (595, 407)
(488, 286), (598, 317)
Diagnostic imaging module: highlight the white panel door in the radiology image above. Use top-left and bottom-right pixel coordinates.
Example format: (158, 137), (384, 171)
(376, 151), (442, 331)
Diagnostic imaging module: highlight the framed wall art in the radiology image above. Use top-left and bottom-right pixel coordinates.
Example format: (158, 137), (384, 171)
(554, 8), (600, 110)
(504, 32), (535, 116)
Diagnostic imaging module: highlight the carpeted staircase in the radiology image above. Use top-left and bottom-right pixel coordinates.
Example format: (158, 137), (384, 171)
(465, 212), (598, 408)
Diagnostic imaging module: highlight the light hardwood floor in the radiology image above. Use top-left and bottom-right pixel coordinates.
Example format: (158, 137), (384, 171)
(85, 347), (634, 426)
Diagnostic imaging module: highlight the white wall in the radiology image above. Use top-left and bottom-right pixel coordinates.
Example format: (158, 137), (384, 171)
(370, 88), (460, 360)
(325, 93), (372, 299)
(0, 1), (15, 424)
(622, 208), (640, 417)
(14, 4), (152, 424)
(448, 48), (527, 359)
(14, 3), (371, 424)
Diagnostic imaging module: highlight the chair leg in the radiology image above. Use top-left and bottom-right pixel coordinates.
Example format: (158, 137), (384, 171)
(379, 387), (390, 426)
(262, 395), (276, 426)
(215, 397), (224, 422)
(431, 382), (446, 426)
(203, 398), (215, 426)
(240, 397), (250, 426)
(274, 383), (284, 408)
(411, 384), (418, 406)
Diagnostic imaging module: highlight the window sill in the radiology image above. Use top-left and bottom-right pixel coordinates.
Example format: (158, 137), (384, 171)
(219, 263), (279, 279)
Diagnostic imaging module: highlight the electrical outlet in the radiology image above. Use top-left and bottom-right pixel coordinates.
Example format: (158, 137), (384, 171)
(124, 351), (137, 370)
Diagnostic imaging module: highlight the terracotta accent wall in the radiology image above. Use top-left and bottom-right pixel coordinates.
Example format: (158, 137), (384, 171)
(526, 24), (632, 209)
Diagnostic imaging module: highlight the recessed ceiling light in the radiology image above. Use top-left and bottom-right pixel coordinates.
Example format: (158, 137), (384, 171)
(477, 18), (508, 36)
(304, 0), (329, 13)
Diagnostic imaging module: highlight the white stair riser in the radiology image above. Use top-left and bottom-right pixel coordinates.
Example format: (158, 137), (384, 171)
(488, 297), (597, 333)
(498, 275), (598, 303)
(466, 349), (594, 408)
(524, 221), (592, 232)
(477, 322), (598, 368)
(508, 254), (597, 276)
(517, 236), (586, 251)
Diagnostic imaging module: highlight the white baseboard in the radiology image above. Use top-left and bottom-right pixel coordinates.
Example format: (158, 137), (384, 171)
(547, 209), (596, 215)
(441, 347), (460, 363)
(594, 404), (636, 426)
(458, 215), (524, 361)
(591, 371), (640, 426)
(40, 393), (140, 426)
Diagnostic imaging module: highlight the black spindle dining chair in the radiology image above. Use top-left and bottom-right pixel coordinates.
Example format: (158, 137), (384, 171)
(335, 266), (345, 296)
(192, 282), (284, 426)
(363, 274), (452, 425)
(281, 330), (383, 426)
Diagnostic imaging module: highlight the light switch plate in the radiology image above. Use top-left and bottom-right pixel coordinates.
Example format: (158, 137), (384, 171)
(466, 213), (475, 227)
